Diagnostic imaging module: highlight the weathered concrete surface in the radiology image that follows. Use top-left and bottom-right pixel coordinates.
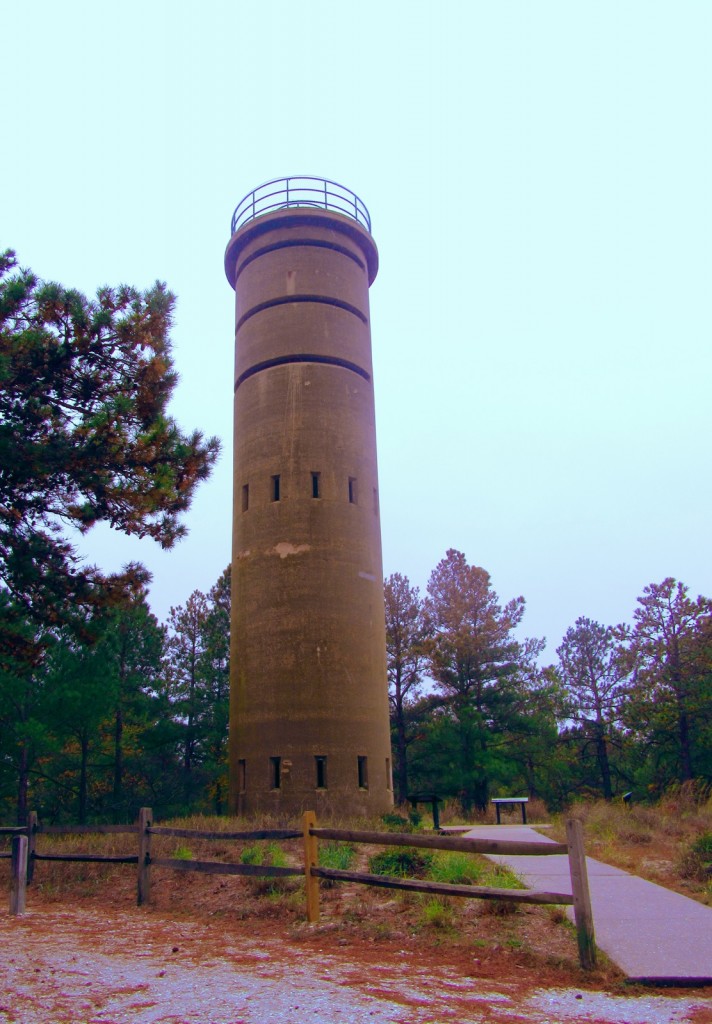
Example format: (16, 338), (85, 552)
(225, 205), (392, 816)
(466, 825), (712, 985)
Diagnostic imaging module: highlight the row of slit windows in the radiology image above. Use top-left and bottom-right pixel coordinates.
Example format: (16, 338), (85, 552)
(241, 475), (378, 513)
(237, 756), (392, 793)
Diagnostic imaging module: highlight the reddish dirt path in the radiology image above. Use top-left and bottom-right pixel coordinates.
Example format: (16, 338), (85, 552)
(1, 900), (711, 1024)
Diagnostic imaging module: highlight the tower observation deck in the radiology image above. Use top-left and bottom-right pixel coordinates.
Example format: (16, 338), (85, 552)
(225, 177), (393, 815)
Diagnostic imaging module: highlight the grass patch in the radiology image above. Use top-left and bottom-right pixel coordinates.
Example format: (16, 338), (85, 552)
(427, 850), (483, 885)
(551, 784), (712, 904)
(368, 848), (433, 878)
(318, 842), (356, 871)
(419, 897), (456, 930)
(380, 812), (414, 832)
(240, 842), (287, 869)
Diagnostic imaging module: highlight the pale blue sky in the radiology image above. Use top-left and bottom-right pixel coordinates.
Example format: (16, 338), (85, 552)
(3, 1), (710, 657)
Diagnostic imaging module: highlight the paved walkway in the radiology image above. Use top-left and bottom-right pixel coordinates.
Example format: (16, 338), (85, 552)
(463, 825), (712, 985)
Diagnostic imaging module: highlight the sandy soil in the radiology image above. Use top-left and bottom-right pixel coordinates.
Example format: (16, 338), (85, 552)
(2, 899), (711, 1024)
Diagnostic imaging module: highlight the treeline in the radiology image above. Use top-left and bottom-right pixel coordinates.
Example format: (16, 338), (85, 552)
(3, 253), (709, 824)
(388, 550), (712, 811)
(0, 570), (230, 825)
(0, 248), (222, 825)
(1, 549), (710, 825)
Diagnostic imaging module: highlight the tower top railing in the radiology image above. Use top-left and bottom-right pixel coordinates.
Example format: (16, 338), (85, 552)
(230, 177), (372, 235)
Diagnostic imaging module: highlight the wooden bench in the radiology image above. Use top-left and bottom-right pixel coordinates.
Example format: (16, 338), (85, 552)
(491, 797), (528, 824)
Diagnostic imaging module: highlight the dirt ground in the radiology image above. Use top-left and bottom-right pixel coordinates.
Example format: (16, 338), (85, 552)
(2, 884), (712, 1024)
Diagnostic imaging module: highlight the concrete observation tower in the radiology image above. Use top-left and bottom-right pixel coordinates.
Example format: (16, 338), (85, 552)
(225, 177), (393, 816)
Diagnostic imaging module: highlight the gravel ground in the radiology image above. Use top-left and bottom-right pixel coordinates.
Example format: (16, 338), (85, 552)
(1, 905), (711, 1024)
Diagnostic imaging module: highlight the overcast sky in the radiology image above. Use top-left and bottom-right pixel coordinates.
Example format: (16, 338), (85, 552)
(3, 1), (710, 658)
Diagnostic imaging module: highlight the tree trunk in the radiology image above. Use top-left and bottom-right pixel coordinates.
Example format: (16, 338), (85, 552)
(525, 756), (538, 799)
(214, 777), (223, 816)
(113, 701), (123, 821)
(16, 742), (29, 826)
(678, 708), (693, 781)
(594, 724), (613, 800)
(79, 734), (89, 824)
(458, 710), (487, 814)
(395, 713), (409, 805)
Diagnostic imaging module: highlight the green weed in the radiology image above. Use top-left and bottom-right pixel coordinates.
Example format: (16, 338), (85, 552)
(680, 831), (712, 882)
(419, 897), (455, 930)
(380, 813), (413, 833)
(318, 842), (356, 871)
(428, 851), (482, 886)
(368, 848), (433, 878)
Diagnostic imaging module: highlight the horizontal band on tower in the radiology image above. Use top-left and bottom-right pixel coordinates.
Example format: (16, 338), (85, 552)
(236, 294), (368, 332)
(234, 238), (366, 282)
(234, 354), (371, 391)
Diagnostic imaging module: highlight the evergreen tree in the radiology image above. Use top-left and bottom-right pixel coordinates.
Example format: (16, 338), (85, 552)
(162, 568), (230, 811)
(623, 579), (712, 787)
(384, 573), (430, 804)
(0, 249), (220, 655)
(555, 617), (628, 799)
(425, 549), (544, 813)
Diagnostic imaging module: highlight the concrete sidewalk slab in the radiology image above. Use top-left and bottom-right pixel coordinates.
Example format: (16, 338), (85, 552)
(463, 825), (712, 985)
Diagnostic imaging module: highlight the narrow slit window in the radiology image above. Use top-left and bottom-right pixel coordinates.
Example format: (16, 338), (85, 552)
(238, 759), (246, 793)
(311, 472), (321, 499)
(242, 483), (249, 512)
(271, 474), (281, 502)
(315, 755), (327, 789)
(348, 477), (358, 504)
(269, 756), (281, 790)
(385, 757), (392, 791)
(373, 488), (379, 515)
(357, 755), (369, 790)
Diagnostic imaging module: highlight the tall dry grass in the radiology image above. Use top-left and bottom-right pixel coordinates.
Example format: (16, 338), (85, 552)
(551, 782), (712, 905)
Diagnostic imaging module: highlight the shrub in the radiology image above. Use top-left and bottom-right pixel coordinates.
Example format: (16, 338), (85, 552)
(240, 845), (262, 866)
(368, 848), (433, 878)
(380, 813), (413, 833)
(173, 845), (193, 861)
(680, 831), (712, 882)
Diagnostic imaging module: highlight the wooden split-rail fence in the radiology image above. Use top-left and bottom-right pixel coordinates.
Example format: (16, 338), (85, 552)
(2, 810), (596, 969)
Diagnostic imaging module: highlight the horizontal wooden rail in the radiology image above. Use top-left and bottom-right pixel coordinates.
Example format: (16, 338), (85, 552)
(303, 813), (596, 970)
(6, 806), (596, 972)
(311, 827), (568, 857)
(33, 853), (138, 864)
(38, 824), (139, 835)
(150, 858), (303, 878)
(312, 867), (574, 905)
(148, 826), (301, 841)
(0, 827), (27, 836)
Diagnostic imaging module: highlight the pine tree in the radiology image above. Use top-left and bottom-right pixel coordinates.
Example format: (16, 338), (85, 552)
(0, 249), (220, 654)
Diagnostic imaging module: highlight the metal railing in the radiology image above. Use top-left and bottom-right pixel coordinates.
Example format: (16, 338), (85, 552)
(230, 176), (371, 235)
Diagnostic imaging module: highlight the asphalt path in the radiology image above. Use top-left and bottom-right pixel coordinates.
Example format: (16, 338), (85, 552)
(465, 825), (712, 985)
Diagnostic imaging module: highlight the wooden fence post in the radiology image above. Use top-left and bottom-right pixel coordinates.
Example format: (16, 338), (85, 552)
(566, 818), (596, 969)
(303, 810), (319, 923)
(27, 811), (37, 884)
(10, 835), (28, 915)
(137, 807), (153, 906)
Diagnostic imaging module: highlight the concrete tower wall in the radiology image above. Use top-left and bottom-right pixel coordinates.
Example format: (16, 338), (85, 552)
(225, 206), (393, 816)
